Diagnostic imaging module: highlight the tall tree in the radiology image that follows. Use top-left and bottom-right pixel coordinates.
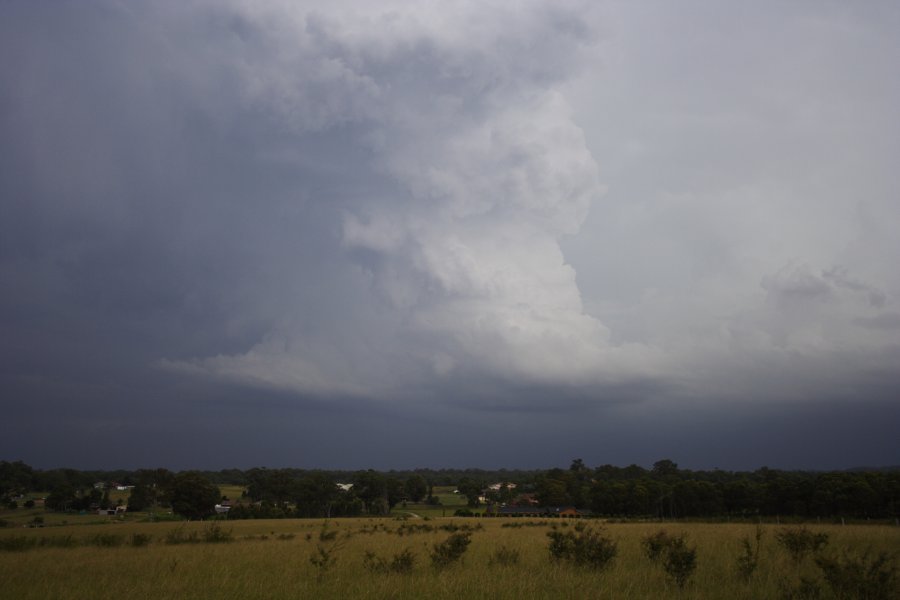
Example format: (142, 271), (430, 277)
(170, 472), (220, 520)
(404, 475), (428, 503)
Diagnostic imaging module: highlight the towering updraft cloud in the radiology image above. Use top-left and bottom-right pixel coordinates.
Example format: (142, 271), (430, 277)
(167, 0), (649, 396)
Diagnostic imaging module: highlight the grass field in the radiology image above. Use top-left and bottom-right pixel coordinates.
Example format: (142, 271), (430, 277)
(392, 485), (474, 518)
(1, 516), (897, 599)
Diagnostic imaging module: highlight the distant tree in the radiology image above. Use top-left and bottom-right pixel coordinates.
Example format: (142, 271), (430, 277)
(45, 485), (99, 512)
(127, 484), (154, 512)
(486, 483), (516, 505)
(652, 460), (679, 479)
(170, 472), (220, 520)
(404, 475), (428, 503)
(295, 472), (340, 518)
(535, 472), (570, 506)
(353, 470), (389, 515)
(0, 460), (35, 500)
(385, 477), (405, 509)
(457, 478), (483, 507)
(567, 459), (592, 507)
(133, 468), (175, 507)
(99, 488), (112, 510)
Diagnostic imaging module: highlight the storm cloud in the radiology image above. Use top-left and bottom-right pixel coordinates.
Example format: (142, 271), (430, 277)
(1, 1), (898, 470)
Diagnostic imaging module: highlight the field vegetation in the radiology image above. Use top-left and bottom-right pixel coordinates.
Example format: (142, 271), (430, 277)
(1, 517), (897, 599)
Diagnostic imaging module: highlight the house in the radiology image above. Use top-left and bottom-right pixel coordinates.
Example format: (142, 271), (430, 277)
(214, 504), (231, 514)
(512, 493), (539, 506)
(336, 483), (354, 492)
(487, 482), (517, 491)
(97, 505), (128, 516)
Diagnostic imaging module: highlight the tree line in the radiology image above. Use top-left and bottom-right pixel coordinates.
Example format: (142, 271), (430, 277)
(2, 459), (898, 520)
(532, 459), (900, 520)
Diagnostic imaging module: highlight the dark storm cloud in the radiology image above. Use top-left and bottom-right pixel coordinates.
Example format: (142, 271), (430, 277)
(1, 1), (898, 470)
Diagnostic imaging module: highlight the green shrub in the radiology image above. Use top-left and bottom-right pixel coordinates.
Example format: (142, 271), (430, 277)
(42, 535), (77, 549)
(364, 548), (416, 574)
(429, 532), (472, 570)
(396, 523), (435, 536)
(736, 526), (765, 582)
(89, 533), (124, 547)
(0, 536), (37, 552)
(310, 523), (346, 582)
(310, 545), (338, 582)
(202, 523), (233, 543)
(776, 527), (829, 564)
(164, 526), (199, 545)
(815, 550), (898, 600)
(642, 530), (676, 562)
(440, 522), (482, 533)
(489, 545), (521, 566)
(663, 537), (697, 589)
(130, 533), (152, 547)
(547, 526), (617, 570)
(780, 576), (823, 600)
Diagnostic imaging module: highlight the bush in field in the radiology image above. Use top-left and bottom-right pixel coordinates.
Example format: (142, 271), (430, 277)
(164, 526), (199, 545)
(396, 523), (435, 536)
(776, 527), (829, 564)
(393, 549), (415, 574)
(640, 530), (697, 588)
(202, 523), (233, 543)
(736, 526), (765, 582)
(310, 545), (339, 582)
(547, 526), (617, 570)
(440, 522), (482, 533)
(0, 536), (36, 552)
(814, 550), (898, 600)
(310, 522), (346, 582)
(663, 536), (697, 589)
(780, 576), (823, 600)
(42, 535), (77, 549)
(130, 533), (152, 547)
(89, 533), (124, 547)
(642, 530), (676, 563)
(489, 545), (521, 566)
(363, 548), (416, 574)
(429, 532), (472, 570)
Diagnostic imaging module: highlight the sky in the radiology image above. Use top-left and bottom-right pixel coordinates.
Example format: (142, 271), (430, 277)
(1, 0), (899, 472)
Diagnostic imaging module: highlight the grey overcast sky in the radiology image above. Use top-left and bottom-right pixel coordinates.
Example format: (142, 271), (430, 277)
(2, 1), (899, 471)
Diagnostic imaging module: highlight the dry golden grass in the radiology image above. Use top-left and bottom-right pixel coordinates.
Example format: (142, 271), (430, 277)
(1, 518), (897, 599)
